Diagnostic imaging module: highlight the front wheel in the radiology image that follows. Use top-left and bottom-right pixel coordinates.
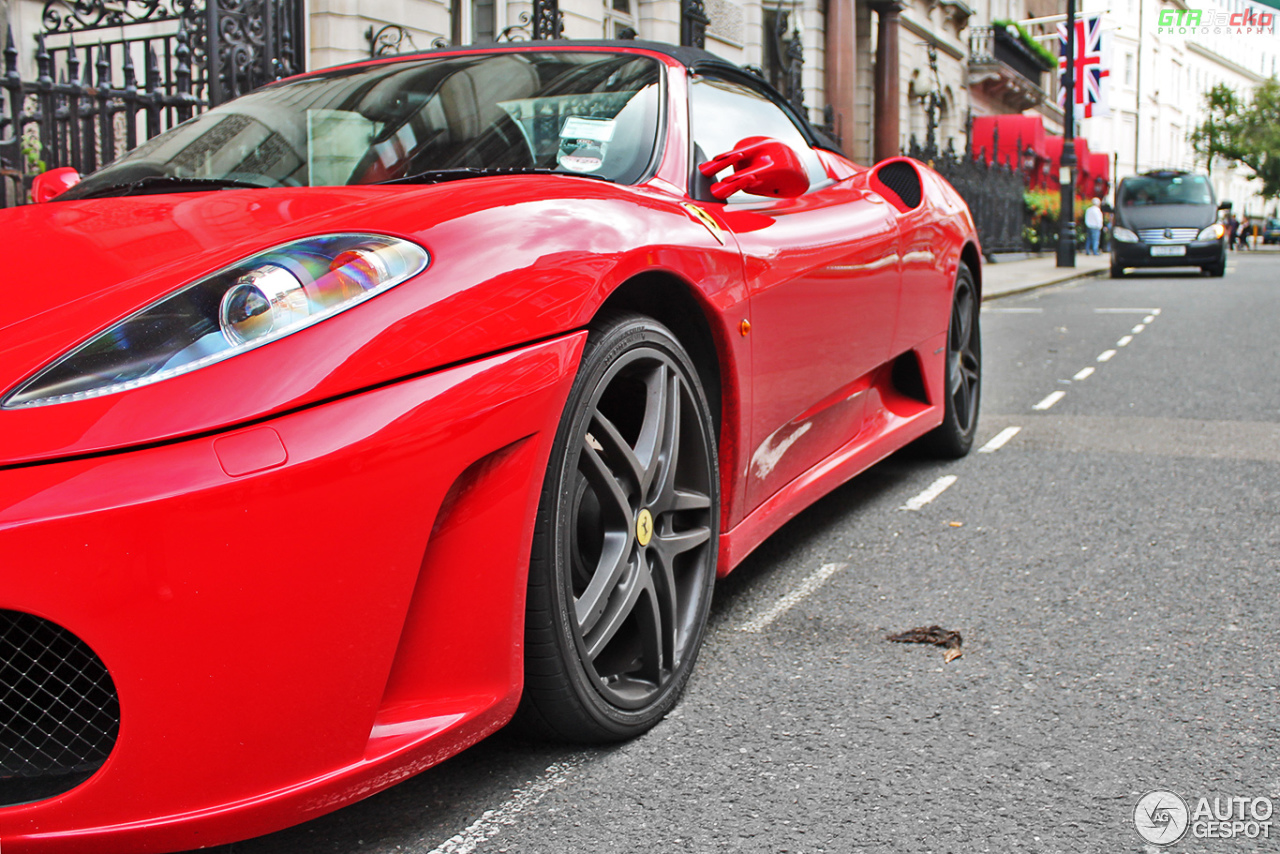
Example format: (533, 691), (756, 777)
(518, 315), (719, 742)
(919, 264), (980, 458)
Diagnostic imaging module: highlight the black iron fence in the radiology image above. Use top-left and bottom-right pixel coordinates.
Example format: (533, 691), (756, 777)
(907, 132), (1029, 256)
(1, 28), (202, 206)
(1, 0), (302, 207)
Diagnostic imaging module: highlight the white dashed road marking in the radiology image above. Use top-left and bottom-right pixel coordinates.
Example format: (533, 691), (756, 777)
(901, 475), (959, 511)
(1033, 391), (1066, 411)
(1097, 350), (1116, 362)
(738, 563), (850, 634)
(1073, 367), (1095, 381)
(979, 426), (1022, 453)
(1131, 323), (1146, 333)
(428, 760), (582, 854)
(1094, 307), (1160, 314)
(1117, 335), (1133, 347)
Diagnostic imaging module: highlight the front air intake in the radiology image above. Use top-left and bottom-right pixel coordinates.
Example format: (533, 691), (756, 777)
(1, 609), (120, 806)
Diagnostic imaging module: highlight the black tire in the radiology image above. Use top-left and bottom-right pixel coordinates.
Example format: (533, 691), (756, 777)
(1204, 259), (1226, 277)
(918, 264), (980, 458)
(517, 314), (719, 742)
(1110, 260), (1126, 278)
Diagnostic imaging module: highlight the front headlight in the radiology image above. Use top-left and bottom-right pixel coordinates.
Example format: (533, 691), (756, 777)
(1112, 226), (1138, 243)
(1198, 223), (1225, 241)
(2, 234), (428, 408)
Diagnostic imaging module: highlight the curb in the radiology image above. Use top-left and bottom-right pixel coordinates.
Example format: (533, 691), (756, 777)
(982, 267), (1107, 301)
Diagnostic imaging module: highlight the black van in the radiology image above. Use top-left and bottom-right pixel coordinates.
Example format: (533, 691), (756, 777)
(1110, 170), (1226, 277)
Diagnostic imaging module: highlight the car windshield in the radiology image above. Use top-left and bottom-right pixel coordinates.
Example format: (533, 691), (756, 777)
(1118, 173), (1214, 207)
(62, 51), (663, 199)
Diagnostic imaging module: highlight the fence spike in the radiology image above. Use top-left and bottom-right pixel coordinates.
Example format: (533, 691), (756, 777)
(67, 39), (80, 82)
(144, 43), (162, 138)
(174, 25), (191, 84)
(4, 26), (18, 79)
(174, 25), (193, 120)
(122, 44), (137, 91)
(96, 42), (110, 88)
(121, 45), (138, 148)
(145, 43), (160, 91)
(35, 34), (52, 86)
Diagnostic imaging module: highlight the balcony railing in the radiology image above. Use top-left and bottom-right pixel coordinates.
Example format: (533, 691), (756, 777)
(969, 25), (1052, 86)
(967, 25), (1049, 112)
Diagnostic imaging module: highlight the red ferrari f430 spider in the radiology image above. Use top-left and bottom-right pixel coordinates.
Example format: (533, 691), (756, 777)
(0, 41), (981, 852)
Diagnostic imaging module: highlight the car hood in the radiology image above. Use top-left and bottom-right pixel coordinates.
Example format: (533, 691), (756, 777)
(1114, 204), (1216, 231)
(0, 178), (737, 465)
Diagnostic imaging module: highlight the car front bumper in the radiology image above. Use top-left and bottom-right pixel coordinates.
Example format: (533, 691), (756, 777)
(0, 332), (584, 853)
(1112, 239), (1224, 268)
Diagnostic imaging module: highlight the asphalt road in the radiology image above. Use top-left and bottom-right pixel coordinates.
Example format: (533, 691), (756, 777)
(201, 250), (1279, 854)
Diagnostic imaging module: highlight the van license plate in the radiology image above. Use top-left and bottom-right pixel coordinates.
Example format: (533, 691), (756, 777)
(1151, 245), (1186, 256)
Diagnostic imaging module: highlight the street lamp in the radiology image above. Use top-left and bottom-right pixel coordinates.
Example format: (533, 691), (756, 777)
(1057, 0), (1077, 268)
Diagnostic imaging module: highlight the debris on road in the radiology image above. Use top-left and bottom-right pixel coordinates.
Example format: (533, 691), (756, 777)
(887, 625), (964, 663)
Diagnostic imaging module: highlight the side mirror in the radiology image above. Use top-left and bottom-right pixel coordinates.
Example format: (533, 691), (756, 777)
(698, 137), (809, 201)
(31, 167), (81, 203)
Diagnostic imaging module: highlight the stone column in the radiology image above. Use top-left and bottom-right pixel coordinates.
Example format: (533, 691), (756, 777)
(823, 0), (856, 148)
(871, 0), (902, 162)
(853, 0), (874, 163)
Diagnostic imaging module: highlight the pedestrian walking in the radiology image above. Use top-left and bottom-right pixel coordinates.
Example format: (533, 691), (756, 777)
(1084, 197), (1104, 255)
(1226, 213), (1239, 249)
(1239, 215), (1251, 250)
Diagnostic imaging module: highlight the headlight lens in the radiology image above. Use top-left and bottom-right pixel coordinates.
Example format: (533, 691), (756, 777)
(1112, 226), (1138, 243)
(1198, 223), (1225, 241)
(3, 234), (428, 408)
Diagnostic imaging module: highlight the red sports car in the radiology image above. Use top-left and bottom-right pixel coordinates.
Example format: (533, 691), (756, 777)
(0, 41), (981, 852)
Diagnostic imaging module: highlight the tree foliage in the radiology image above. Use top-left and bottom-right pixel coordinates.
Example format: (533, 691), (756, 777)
(1191, 79), (1280, 200)
(1189, 84), (1239, 177)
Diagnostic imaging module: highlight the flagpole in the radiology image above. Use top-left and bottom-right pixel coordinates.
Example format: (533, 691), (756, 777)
(1057, 0), (1078, 267)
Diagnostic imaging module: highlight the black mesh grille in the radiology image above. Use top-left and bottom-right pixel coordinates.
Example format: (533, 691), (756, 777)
(1, 609), (119, 806)
(878, 161), (922, 209)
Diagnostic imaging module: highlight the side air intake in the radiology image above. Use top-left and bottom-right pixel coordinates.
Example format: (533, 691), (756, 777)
(871, 160), (923, 211)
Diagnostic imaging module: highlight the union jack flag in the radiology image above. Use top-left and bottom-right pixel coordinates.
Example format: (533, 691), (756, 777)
(1058, 14), (1111, 119)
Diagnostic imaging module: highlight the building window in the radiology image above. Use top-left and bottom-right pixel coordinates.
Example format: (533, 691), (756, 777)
(605, 0), (638, 38)
(449, 0), (497, 43)
(473, 0), (496, 41)
(1124, 53), (1134, 86)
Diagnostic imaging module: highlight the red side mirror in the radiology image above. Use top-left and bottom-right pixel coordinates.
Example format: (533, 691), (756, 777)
(699, 137), (809, 201)
(31, 167), (82, 203)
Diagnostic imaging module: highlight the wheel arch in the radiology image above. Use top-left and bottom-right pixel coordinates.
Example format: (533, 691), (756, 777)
(960, 241), (983, 299)
(595, 271), (727, 436)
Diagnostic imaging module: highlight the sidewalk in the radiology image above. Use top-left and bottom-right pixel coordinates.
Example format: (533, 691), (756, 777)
(982, 252), (1110, 300)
